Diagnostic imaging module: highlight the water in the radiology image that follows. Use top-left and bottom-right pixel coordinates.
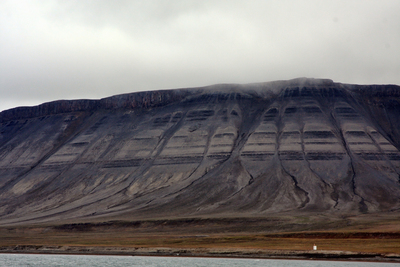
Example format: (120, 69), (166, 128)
(0, 254), (398, 267)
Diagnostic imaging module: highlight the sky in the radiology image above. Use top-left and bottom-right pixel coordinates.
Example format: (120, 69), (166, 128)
(1, 0), (400, 112)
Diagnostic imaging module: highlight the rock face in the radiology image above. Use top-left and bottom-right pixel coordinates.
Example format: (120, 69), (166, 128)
(0, 78), (400, 225)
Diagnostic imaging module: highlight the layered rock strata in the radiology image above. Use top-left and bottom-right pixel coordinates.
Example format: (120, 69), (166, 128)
(0, 78), (399, 224)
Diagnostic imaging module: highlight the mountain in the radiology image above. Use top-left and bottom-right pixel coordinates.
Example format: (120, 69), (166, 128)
(0, 78), (400, 225)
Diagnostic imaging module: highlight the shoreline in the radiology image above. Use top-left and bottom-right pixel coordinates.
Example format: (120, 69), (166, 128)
(1, 245), (400, 262)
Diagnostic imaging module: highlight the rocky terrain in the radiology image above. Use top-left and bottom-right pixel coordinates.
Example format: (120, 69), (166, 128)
(0, 78), (400, 225)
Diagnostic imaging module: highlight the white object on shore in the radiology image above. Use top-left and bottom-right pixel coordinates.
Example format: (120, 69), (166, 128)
(313, 245), (317, 251)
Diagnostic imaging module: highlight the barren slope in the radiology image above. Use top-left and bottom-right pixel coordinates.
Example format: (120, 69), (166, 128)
(0, 78), (400, 225)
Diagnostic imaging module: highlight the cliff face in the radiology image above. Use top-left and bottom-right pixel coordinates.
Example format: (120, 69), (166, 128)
(0, 89), (192, 122)
(0, 78), (400, 225)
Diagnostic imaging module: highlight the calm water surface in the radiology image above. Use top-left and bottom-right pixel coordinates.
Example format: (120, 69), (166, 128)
(0, 254), (398, 267)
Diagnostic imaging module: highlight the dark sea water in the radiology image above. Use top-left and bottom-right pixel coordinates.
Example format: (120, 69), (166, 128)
(0, 254), (398, 267)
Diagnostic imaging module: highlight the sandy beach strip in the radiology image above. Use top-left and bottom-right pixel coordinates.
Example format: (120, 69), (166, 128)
(1, 245), (400, 262)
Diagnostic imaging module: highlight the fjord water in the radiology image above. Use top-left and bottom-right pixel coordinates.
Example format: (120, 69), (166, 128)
(0, 254), (397, 267)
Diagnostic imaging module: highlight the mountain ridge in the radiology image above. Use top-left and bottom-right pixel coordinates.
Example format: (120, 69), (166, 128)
(0, 78), (400, 225)
(1, 77), (398, 121)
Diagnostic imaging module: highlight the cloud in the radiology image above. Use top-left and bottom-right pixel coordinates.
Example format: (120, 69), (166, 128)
(1, 0), (400, 111)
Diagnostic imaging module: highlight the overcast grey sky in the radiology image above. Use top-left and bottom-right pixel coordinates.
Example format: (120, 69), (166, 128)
(1, 0), (400, 112)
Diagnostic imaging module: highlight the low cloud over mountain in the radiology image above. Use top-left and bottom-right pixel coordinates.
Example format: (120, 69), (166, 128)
(0, 78), (400, 225)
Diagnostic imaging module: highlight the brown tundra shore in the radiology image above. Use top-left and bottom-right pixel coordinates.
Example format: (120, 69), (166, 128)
(1, 215), (400, 262)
